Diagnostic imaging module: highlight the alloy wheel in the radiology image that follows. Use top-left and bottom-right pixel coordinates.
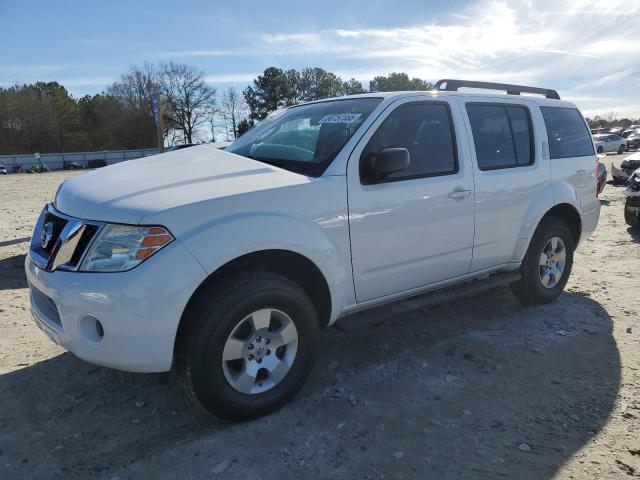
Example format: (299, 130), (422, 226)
(539, 236), (566, 289)
(221, 309), (298, 394)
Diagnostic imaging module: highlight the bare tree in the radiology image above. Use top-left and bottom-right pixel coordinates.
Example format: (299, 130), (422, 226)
(109, 63), (159, 106)
(219, 86), (248, 140)
(602, 111), (618, 123)
(158, 62), (216, 144)
(108, 63), (160, 148)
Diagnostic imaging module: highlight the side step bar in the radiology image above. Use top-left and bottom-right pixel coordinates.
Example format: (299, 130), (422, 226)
(334, 271), (521, 332)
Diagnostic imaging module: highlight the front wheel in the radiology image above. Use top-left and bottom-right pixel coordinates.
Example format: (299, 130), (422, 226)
(618, 144), (626, 154)
(597, 146), (604, 153)
(510, 218), (574, 305)
(176, 271), (319, 420)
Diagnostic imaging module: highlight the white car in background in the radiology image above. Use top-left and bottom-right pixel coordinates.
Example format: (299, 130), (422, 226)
(593, 134), (626, 154)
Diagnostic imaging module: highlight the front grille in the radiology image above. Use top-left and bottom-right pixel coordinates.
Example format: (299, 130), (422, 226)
(39, 210), (67, 257)
(69, 224), (99, 266)
(29, 204), (102, 272)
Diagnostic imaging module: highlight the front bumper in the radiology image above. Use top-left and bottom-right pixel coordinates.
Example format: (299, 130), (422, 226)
(25, 240), (207, 372)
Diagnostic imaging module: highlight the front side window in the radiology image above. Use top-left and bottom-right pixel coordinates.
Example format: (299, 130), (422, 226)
(466, 104), (534, 170)
(227, 98), (382, 177)
(360, 102), (458, 183)
(540, 107), (594, 159)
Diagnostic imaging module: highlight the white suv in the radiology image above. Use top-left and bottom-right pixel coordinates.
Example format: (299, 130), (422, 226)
(26, 80), (600, 420)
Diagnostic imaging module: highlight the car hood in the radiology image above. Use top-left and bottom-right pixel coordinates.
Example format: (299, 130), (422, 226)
(55, 145), (310, 224)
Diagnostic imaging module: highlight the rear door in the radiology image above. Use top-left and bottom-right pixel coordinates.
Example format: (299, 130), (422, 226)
(347, 97), (475, 302)
(460, 98), (548, 272)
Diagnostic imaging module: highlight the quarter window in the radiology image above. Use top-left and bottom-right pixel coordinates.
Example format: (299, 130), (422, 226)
(466, 104), (534, 170)
(360, 102), (457, 183)
(540, 107), (594, 158)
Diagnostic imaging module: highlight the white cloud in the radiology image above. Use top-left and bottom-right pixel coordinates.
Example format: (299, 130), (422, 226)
(5, 0), (640, 118)
(248, 0), (640, 116)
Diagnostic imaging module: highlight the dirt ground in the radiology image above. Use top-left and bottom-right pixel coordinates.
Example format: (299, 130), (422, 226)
(1, 156), (639, 480)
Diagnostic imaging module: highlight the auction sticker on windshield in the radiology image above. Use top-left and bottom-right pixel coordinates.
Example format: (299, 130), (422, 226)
(318, 113), (362, 124)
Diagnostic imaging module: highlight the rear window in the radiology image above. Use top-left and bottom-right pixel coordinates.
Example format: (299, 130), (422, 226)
(540, 107), (594, 159)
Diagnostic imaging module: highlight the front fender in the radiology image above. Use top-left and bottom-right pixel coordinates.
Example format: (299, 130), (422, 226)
(179, 212), (352, 323)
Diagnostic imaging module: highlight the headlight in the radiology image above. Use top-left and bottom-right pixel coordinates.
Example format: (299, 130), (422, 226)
(79, 224), (174, 272)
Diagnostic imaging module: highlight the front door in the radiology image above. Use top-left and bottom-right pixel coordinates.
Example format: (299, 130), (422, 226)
(347, 98), (475, 302)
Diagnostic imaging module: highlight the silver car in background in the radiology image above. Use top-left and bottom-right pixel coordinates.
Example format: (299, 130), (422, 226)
(593, 134), (627, 154)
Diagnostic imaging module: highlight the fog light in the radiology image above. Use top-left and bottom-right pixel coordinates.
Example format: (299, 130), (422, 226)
(79, 315), (104, 343)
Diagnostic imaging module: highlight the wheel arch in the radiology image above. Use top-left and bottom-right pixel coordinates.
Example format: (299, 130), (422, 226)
(543, 203), (582, 248)
(516, 202), (582, 262)
(174, 249), (333, 361)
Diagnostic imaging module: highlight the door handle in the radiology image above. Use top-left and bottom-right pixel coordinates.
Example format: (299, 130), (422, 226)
(448, 190), (472, 199)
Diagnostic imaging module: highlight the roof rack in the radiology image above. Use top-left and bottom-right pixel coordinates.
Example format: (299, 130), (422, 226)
(433, 79), (560, 100)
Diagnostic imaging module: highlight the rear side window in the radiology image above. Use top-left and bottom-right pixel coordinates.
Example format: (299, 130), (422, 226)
(466, 104), (534, 170)
(360, 102), (458, 182)
(540, 107), (594, 158)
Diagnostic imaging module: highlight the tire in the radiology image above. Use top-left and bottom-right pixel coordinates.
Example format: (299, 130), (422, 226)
(618, 144), (626, 154)
(625, 199), (640, 228)
(510, 217), (574, 305)
(597, 146), (604, 153)
(176, 271), (319, 421)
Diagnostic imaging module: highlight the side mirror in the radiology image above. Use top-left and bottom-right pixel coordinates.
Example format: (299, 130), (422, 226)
(364, 148), (410, 183)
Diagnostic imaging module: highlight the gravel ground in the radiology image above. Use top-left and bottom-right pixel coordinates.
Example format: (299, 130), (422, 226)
(0, 157), (639, 480)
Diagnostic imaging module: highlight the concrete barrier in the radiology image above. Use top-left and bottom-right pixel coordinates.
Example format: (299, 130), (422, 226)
(0, 148), (160, 172)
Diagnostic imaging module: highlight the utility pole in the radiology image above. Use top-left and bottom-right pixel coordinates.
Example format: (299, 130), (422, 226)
(153, 95), (165, 153)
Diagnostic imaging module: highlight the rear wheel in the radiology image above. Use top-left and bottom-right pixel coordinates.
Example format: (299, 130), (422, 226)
(618, 144), (626, 154)
(510, 218), (574, 305)
(597, 146), (604, 153)
(176, 271), (319, 420)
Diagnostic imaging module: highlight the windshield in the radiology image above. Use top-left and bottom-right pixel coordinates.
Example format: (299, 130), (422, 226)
(226, 97), (382, 176)
(593, 134), (606, 140)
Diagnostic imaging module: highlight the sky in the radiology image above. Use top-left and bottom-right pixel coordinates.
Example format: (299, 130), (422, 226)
(1, 0), (639, 118)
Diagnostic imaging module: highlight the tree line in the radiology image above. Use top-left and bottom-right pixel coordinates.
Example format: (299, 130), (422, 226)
(585, 112), (640, 129)
(0, 64), (433, 155)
